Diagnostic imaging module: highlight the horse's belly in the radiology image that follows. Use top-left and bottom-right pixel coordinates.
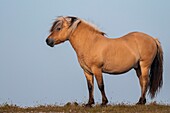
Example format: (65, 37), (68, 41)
(102, 59), (138, 74)
(102, 66), (132, 74)
(102, 68), (132, 74)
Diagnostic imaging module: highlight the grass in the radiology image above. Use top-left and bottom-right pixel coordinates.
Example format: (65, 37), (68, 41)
(0, 102), (170, 113)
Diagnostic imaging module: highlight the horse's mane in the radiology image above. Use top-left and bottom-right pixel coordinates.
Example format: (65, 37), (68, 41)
(79, 19), (105, 36)
(50, 16), (106, 36)
(50, 20), (59, 32)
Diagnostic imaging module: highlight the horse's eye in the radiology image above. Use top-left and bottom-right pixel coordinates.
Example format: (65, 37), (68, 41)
(56, 28), (61, 31)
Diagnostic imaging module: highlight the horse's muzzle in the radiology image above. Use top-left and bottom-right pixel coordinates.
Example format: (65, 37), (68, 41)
(46, 38), (54, 47)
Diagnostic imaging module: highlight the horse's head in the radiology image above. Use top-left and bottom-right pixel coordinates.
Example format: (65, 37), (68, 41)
(46, 16), (81, 47)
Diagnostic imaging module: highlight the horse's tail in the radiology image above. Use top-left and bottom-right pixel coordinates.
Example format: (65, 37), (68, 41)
(149, 38), (163, 99)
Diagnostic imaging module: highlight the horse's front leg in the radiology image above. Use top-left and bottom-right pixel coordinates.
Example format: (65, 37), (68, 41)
(92, 67), (108, 106)
(84, 71), (94, 107)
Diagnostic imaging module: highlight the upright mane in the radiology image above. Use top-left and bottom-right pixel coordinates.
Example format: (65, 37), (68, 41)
(50, 16), (106, 36)
(79, 18), (105, 36)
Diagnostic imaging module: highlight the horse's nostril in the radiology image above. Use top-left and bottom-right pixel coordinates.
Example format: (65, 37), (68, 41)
(46, 38), (48, 43)
(46, 38), (54, 47)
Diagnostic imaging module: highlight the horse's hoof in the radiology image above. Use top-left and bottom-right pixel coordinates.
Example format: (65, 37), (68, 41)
(136, 98), (146, 105)
(100, 103), (107, 107)
(84, 104), (93, 108)
(136, 102), (145, 105)
(100, 102), (108, 107)
(101, 99), (108, 107)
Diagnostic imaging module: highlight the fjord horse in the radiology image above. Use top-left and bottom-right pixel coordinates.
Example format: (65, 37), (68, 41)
(46, 16), (163, 106)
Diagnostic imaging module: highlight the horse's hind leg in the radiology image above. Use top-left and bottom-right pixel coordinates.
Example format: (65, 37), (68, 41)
(84, 71), (94, 107)
(135, 62), (149, 105)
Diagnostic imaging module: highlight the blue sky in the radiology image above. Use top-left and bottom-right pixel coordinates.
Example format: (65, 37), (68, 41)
(0, 0), (170, 106)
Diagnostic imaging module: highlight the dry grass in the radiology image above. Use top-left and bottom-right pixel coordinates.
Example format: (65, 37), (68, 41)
(0, 102), (170, 113)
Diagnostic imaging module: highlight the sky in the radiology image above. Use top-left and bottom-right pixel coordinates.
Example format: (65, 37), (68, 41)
(0, 0), (170, 106)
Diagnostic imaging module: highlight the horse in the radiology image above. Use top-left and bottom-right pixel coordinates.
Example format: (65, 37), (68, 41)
(46, 16), (163, 106)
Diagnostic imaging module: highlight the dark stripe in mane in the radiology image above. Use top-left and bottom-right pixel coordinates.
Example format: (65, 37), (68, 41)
(50, 20), (59, 32)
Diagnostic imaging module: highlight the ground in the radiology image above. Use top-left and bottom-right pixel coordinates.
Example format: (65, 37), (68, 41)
(0, 102), (170, 113)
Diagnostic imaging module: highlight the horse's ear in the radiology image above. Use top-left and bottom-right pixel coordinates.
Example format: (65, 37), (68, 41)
(66, 16), (81, 31)
(67, 17), (79, 27)
(66, 16), (80, 28)
(70, 19), (81, 31)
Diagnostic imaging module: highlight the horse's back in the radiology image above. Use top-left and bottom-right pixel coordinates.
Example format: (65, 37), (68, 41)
(124, 32), (157, 62)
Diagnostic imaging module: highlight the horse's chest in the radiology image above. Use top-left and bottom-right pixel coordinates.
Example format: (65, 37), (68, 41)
(78, 56), (93, 74)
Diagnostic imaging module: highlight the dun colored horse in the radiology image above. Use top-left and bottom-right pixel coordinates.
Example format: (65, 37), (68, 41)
(46, 16), (163, 106)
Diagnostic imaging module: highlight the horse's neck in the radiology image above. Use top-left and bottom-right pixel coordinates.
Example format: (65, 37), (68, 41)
(69, 26), (101, 57)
